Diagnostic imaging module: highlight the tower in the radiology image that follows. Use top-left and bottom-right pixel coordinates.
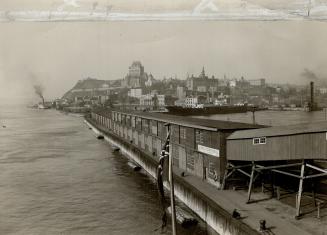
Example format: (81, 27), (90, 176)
(200, 66), (206, 78)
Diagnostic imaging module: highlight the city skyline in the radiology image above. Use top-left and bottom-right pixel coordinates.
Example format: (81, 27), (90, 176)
(1, 20), (327, 102)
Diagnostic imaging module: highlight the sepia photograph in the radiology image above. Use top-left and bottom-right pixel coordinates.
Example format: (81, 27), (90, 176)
(1, 0), (327, 234)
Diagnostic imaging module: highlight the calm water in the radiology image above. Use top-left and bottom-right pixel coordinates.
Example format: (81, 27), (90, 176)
(1, 106), (324, 235)
(0, 104), (218, 235)
(193, 109), (327, 126)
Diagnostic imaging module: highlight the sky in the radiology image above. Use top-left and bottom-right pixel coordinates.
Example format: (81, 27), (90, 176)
(1, 19), (327, 102)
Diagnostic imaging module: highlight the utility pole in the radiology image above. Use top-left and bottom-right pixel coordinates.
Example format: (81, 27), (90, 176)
(251, 107), (256, 124)
(167, 124), (177, 235)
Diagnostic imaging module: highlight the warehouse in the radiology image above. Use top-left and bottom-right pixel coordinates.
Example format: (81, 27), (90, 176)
(226, 121), (327, 218)
(91, 109), (261, 188)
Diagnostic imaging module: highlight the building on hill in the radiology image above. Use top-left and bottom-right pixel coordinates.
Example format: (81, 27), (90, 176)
(128, 88), (143, 98)
(145, 74), (156, 87)
(186, 67), (218, 92)
(122, 61), (152, 88)
(248, 78), (266, 87)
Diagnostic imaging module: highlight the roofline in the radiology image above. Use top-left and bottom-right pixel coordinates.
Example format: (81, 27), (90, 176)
(93, 109), (262, 131)
(112, 110), (218, 131)
(228, 130), (327, 140)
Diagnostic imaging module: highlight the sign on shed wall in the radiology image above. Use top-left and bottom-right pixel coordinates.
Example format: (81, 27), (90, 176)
(198, 145), (220, 157)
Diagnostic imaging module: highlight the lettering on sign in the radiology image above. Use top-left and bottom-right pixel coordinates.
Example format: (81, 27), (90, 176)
(198, 145), (219, 157)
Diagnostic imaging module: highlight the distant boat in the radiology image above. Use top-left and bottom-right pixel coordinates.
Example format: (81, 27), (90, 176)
(166, 105), (248, 116)
(38, 103), (51, 109)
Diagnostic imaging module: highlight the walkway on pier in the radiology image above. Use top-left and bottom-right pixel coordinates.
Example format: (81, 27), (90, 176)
(174, 167), (325, 235)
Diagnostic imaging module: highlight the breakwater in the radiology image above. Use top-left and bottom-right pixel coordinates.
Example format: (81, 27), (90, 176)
(85, 116), (259, 235)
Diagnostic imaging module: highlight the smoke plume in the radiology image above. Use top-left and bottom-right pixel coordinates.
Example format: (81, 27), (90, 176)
(301, 68), (318, 81)
(33, 85), (45, 104)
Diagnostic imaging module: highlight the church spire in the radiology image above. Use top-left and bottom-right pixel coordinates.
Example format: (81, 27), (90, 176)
(200, 66), (205, 77)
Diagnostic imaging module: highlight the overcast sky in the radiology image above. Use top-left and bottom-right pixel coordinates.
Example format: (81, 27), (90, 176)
(1, 20), (327, 102)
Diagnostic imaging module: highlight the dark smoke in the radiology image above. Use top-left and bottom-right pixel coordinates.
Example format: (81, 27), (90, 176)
(33, 85), (44, 104)
(301, 68), (318, 81)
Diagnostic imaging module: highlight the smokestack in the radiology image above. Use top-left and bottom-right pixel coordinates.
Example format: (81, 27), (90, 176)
(33, 85), (45, 105)
(310, 81), (314, 111)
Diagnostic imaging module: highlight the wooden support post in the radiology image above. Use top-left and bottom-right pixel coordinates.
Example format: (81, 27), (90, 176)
(271, 172), (275, 199)
(276, 186), (280, 200)
(167, 126), (177, 235)
(296, 162), (305, 219)
(312, 182), (316, 207)
(247, 162), (255, 204)
(317, 202), (321, 219)
(221, 163), (229, 190)
(261, 182), (264, 193)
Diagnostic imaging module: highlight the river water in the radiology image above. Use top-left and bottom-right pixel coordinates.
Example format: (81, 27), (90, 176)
(0, 104), (218, 235)
(1, 105), (325, 235)
(193, 109), (327, 126)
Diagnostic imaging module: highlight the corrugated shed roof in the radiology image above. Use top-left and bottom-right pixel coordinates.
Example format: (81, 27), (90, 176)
(228, 121), (327, 139)
(97, 109), (263, 131)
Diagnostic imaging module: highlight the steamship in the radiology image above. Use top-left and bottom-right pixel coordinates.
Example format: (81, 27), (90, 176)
(165, 104), (249, 116)
(37, 103), (50, 109)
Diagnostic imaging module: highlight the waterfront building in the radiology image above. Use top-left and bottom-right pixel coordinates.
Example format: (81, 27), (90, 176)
(226, 122), (327, 217)
(139, 94), (165, 108)
(90, 110), (260, 187)
(184, 95), (207, 107)
(185, 96), (198, 107)
(128, 88), (143, 98)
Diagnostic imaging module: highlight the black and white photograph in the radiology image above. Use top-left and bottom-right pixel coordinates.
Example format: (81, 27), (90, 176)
(1, 0), (327, 234)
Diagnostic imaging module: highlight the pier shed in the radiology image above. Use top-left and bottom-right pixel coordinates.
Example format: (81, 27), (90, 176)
(225, 121), (327, 218)
(91, 109), (262, 187)
(227, 121), (327, 161)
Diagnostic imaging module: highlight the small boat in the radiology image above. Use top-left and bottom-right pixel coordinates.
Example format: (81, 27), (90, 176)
(127, 161), (141, 171)
(97, 135), (104, 140)
(166, 206), (198, 227)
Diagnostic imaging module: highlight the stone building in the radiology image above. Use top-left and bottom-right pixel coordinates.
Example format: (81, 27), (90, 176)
(123, 61), (150, 88)
(186, 67), (218, 92)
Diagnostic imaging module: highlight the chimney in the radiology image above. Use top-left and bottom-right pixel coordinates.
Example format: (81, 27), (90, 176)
(310, 81), (314, 111)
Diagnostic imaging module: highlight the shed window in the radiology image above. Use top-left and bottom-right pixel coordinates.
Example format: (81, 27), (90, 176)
(180, 127), (186, 139)
(195, 130), (204, 144)
(253, 137), (266, 145)
(131, 116), (136, 128)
